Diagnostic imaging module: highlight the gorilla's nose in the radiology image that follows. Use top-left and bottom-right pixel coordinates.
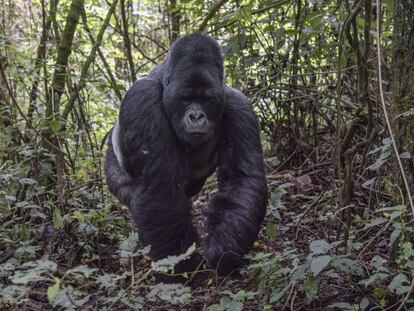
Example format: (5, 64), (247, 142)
(186, 110), (207, 126)
(185, 108), (209, 135)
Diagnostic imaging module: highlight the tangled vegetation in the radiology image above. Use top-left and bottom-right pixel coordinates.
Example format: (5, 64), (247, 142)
(0, 0), (413, 310)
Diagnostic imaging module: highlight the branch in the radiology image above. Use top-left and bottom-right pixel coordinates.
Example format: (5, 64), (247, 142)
(211, 0), (290, 32)
(0, 60), (67, 156)
(62, 0), (119, 119)
(198, 0), (228, 32)
(120, 0), (136, 81)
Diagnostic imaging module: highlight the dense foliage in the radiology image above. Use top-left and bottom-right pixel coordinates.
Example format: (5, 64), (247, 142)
(0, 0), (413, 310)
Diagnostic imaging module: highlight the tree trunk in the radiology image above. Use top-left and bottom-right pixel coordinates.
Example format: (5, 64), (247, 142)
(120, 0), (136, 82)
(45, 0), (83, 210)
(62, 0), (119, 119)
(45, 0), (83, 119)
(169, 0), (180, 44)
(392, 0), (414, 185)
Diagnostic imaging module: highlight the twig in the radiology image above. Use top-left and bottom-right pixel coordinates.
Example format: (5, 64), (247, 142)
(62, 0), (119, 119)
(0, 60), (67, 156)
(283, 282), (295, 310)
(290, 290), (297, 311)
(198, 0), (228, 32)
(396, 276), (414, 311)
(295, 192), (325, 239)
(211, 0), (290, 32)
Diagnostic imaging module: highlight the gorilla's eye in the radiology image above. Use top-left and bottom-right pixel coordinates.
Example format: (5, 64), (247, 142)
(208, 96), (215, 103)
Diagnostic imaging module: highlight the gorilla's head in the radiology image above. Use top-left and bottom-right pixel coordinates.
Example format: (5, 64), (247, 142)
(162, 33), (225, 146)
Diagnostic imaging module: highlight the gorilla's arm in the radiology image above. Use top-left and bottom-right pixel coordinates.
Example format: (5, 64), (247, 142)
(107, 76), (197, 263)
(104, 127), (133, 206)
(201, 88), (268, 275)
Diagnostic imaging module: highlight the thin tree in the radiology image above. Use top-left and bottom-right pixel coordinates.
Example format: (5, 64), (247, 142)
(45, 0), (84, 209)
(392, 0), (414, 186)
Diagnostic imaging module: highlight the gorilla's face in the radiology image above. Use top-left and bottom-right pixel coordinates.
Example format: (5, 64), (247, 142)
(163, 68), (225, 146)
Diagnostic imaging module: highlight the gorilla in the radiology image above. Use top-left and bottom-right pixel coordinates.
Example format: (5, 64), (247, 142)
(105, 32), (267, 278)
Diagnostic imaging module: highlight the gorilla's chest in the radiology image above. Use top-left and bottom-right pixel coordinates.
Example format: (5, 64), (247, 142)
(189, 150), (217, 181)
(185, 140), (218, 183)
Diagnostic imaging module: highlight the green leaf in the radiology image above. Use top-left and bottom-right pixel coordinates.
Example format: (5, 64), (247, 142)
(396, 107), (414, 118)
(360, 272), (389, 287)
(66, 265), (98, 278)
(269, 286), (289, 303)
(18, 178), (37, 185)
(150, 283), (191, 304)
(305, 275), (320, 302)
(333, 257), (363, 276)
(11, 260), (57, 285)
(96, 273), (116, 290)
(118, 231), (139, 257)
(390, 227), (401, 246)
(266, 222), (276, 240)
(389, 273), (409, 294)
(371, 255), (386, 269)
(400, 151), (412, 159)
(311, 255), (331, 276)
(389, 210), (403, 220)
(278, 182), (295, 189)
(328, 302), (354, 310)
(377, 205), (406, 212)
(360, 297), (370, 310)
(265, 156), (280, 166)
(48, 120), (61, 134)
(309, 240), (332, 254)
(227, 301), (244, 311)
(152, 243), (196, 273)
(53, 206), (64, 229)
(308, 14), (322, 30)
(47, 278), (61, 304)
(382, 0), (394, 9)
(362, 177), (376, 188)
(11, 270), (45, 285)
(292, 264), (307, 280)
(364, 217), (388, 229)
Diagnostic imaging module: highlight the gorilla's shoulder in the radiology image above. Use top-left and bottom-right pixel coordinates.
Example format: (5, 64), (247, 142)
(124, 62), (165, 98)
(121, 77), (163, 111)
(225, 87), (251, 108)
(223, 87), (258, 126)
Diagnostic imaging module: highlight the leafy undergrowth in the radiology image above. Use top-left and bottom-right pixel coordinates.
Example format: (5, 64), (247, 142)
(1, 147), (413, 310)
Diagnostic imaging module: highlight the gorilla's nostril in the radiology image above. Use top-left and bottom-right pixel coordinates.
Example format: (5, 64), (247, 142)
(188, 110), (206, 124)
(189, 113), (197, 123)
(196, 113), (205, 122)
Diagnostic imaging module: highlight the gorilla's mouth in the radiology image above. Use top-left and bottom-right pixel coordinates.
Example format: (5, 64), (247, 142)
(185, 125), (210, 139)
(184, 130), (212, 145)
(190, 132), (206, 138)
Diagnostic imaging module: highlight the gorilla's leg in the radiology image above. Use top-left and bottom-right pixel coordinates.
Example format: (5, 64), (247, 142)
(130, 186), (198, 282)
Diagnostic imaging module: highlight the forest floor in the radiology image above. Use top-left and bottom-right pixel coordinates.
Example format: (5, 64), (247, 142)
(94, 167), (350, 311)
(1, 147), (410, 310)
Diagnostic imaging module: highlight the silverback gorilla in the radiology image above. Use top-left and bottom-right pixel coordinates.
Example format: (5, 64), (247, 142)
(105, 32), (267, 278)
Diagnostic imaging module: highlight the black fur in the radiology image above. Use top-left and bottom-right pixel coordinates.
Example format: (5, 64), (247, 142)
(104, 32), (267, 277)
